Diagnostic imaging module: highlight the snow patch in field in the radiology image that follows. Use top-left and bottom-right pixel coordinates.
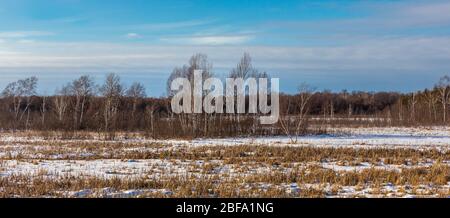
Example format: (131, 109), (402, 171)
(0, 159), (200, 179)
(187, 127), (450, 150)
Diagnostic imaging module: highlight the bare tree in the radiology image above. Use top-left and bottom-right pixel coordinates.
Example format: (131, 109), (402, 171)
(410, 92), (418, 122)
(100, 73), (124, 134)
(40, 95), (47, 127)
(229, 52), (258, 79)
(424, 89), (438, 122)
(166, 53), (213, 95)
(20, 77), (38, 129)
(53, 84), (70, 123)
(166, 53), (214, 135)
(436, 76), (450, 123)
(2, 81), (22, 126)
(2, 77), (38, 130)
(228, 53), (268, 134)
(70, 76), (95, 129)
(126, 82), (146, 120)
(146, 105), (156, 138)
(280, 83), (315, 143)
(166, 66), (186, 97)
(166, 53), (214, 129)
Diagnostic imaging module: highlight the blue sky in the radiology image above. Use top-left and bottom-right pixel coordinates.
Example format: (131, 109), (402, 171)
(1, 0), (450, 96)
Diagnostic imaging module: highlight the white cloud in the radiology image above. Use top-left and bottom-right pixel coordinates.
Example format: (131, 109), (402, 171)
(125, 33), (142, 39)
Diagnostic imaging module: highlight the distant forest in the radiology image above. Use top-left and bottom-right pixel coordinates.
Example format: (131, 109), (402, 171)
(1, 53), (449, 139)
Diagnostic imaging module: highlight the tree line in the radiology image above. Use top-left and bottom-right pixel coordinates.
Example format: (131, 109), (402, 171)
(1, 53), (449, 139)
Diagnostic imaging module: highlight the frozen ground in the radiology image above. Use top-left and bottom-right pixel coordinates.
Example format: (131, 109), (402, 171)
(0, 127), (449, 198)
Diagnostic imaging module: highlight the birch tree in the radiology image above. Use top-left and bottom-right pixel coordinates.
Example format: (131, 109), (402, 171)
(100, 73), (124, 134)
(2, 77), (38, 130)
(228, 53), (268, 134)
(436, 76), (450, 123)
(53, 84), (70, 123)
(280, 83), (315, 143)
(166, 54), (213, 135)
(70, 76), (95, 129)
(424, 89), (438, 122)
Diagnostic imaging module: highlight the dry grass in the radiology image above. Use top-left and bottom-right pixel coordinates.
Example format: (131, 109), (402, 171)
(1, 163), (448, 198)
(0, 133), (448, 198)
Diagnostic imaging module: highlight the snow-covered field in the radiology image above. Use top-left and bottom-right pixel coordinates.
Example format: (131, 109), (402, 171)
(188, 126), (450, 150)
(0, 127), (449, 198)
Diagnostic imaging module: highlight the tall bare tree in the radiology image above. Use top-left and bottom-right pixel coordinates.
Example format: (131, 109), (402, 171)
(100, 73), (124, 134)
(2, 77), (38, 130)
(70, 76), (95, 129)
(2, 81), (22, 126)
(424, 89), (438, 122)
(126, 82), (146, 120)
(53, 84), (70, 123)
(410, 92), (418, 122)
(229, 52), (258, 79)
(280, 83), (315, 143)
(436, 76), (450, 123)
(166, 53), (214, 135)
(40, 95), (47, 127)
(228, 53), (269, 133)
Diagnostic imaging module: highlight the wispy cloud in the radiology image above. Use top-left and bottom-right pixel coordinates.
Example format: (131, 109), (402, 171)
(49, 16), (89, 24)
(1, 36), (449, 95)
(1, 36), (450, 71)
(17, 39), (36, 44)
(262, 1), (450, 45)
(130, 19), (215, 31)
(0, 31), (53, 38)
(394, 1), (450, 26)
(125, 33), (142, 39)
(160, 35), (253, 45)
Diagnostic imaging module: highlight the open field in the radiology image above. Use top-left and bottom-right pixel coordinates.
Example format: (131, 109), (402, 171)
(0, 127), (449, 198)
